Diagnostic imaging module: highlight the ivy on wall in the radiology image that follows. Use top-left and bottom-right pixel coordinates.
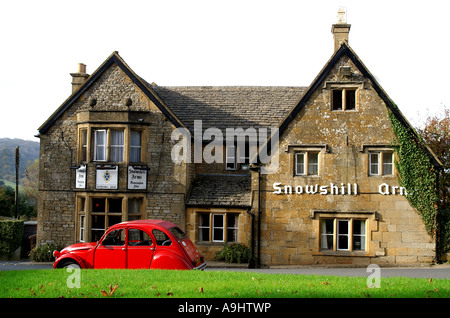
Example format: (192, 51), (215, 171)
(388, 110), (439, 237)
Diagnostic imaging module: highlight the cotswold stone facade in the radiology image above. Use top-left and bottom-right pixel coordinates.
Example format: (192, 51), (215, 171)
(37, 16), (442, 266)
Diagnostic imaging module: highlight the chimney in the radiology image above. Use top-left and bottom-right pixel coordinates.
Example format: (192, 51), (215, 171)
(70, 63), (89, 93)
(331, 8), (351, 51)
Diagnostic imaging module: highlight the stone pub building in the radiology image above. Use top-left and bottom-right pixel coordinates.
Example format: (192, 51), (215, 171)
(37, 12), (443, 266)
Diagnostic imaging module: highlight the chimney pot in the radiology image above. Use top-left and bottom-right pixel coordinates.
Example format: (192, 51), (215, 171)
(331, 8), (351, 52)
(71, 63), (89, 93)
(77, 63), (87, 74)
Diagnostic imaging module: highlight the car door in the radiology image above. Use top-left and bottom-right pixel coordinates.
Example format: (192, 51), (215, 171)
(127, 227), (155, 269)
(94, 227), (127, 269)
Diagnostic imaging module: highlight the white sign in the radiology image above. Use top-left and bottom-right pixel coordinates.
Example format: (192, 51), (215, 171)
(128, 166), (147, 190)
(96, 166), (118, 189)
(75, 165), (86, 189)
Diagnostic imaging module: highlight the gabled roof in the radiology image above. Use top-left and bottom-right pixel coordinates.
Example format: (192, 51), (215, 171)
(38, 51), (186, 135)
(257, 42), (443, 170)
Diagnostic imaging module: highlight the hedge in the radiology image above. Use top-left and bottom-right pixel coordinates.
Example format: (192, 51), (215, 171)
(0, 219), (24, 259)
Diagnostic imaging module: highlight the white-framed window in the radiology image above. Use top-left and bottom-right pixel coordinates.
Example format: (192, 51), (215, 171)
(369, 151), (393, 176)
(295, 152), (319, 176)
(197, 212), (239, 243)
(94, 130), (107, 161)
(320, 218), (366, 252)
(110, 130), (124, 162)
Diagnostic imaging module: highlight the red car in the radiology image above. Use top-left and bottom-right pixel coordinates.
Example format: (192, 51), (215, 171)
(53, 220), (206, 270)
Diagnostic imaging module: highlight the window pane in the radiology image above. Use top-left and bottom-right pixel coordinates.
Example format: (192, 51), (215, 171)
(110, 130), (124, 162)
(213, 214), (224, 242)
(108, 215), (122, 227)
(94, 130), (106, 161)
(227, 214), (239, 242)
(308, 152), (319, 175)
(370, 153), (379, 175)
(382, 153), (393, 175)
(81, 130), (87, 162)
(346, 90), (356, 110)
(198, 214), (210, 242)
(332, 90), (342, 110)
(353, 220), (366, 251)
(102, 229), (125, 246)
(92, 198), (106, 212)
(153, 229), (171, 246)
(337, 220), (349, 250)
(130, 130), (142, 162)
(108, 198), (122, 212)
(295, 153), (305, 175)
(320, 219), (334, 250)
(128, 229), (152, 246)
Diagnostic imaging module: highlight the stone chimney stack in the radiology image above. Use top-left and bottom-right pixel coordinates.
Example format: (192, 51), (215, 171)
(70, 63), (89, 93)
(331, 8), (351, 52)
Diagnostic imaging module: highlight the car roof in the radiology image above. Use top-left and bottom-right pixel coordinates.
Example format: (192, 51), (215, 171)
(110, 219), (178, 230)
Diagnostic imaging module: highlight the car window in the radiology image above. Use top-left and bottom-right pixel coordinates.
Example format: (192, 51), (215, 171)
(168, 226), (187, 240)
(102, 229), (125, 246)
(128, 228), (153, 246)
(152, 229), (172, 246)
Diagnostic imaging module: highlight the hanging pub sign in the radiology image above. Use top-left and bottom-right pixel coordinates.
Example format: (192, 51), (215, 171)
(128, 166), (148, 190)
(96, 165), (118, 190)
(75, 164), (86, 189)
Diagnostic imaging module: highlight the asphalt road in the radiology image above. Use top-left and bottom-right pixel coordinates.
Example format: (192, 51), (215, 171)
(1, 261), (449, 279)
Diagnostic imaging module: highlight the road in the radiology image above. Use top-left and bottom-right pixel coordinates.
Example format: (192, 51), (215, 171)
(1, 261), (449, 279)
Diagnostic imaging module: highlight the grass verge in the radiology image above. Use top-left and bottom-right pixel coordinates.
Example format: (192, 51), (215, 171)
(0, 269), (448, 298)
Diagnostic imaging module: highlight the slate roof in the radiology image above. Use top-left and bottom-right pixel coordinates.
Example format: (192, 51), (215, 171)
(186, 174), (252, 208)
(152, 86), (307, 132)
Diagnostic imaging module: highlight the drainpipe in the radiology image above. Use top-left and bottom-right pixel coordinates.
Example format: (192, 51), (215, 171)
(250, 164), (261, 268)
(246, 209), (255, 268)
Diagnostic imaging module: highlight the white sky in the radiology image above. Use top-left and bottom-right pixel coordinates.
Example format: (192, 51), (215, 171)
(0, 0), (449, 141)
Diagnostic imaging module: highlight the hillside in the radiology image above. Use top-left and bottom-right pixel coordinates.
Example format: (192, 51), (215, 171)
(0, 138), (39, 183)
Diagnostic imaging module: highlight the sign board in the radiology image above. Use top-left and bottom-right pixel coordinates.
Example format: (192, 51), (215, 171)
(128, 166), (147, 190)
(76, 165), (86, 189)
(96, 165), (118, 189)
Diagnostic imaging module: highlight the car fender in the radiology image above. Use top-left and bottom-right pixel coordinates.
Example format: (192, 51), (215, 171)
(150, 249), (192, 270)
(54, 253), (88, 269)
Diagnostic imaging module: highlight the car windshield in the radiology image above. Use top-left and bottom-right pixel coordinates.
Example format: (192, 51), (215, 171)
(168, 227), (187, 240)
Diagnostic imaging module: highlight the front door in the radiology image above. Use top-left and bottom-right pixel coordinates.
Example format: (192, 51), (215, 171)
(127, 228), (154, 269)
(94, 228), (127, 268)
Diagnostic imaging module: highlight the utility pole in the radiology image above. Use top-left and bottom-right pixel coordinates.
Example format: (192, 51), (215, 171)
(15, 146), (19, 219)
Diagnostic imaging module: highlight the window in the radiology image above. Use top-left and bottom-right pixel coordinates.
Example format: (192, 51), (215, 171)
(153, 229), (172, 246)
(197, 212), (239, 242)
(127, 198), (143, 221)
(94, 130), (107, 161)
(295, 152), (319, 176)
(110, 130), (124, 162)
(320, 219), (366, 252)
(81, 129), (88, 162)
(79, 215), (86, 242)
(130, 130), (142, 162)
(369, 152), (393, 176)
(102, 229), (125, 246)
(332, 89), (356, 111)
(128, 228), (152, 246)
(91, 197), (123, 242)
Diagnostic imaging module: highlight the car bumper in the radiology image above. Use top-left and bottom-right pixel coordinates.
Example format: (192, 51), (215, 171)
(193, 261), (207, 270)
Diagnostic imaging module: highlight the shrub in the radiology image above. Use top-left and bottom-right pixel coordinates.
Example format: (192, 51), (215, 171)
(0, 219), (24, 259)
(214, 243), (253, 264)
(29, 242), (63, 262)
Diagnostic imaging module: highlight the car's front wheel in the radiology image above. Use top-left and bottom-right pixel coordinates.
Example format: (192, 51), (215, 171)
(58, 260), (81, 269)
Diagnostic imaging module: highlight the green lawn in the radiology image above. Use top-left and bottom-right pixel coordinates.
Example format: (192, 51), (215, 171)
(0, 268), (448, 298)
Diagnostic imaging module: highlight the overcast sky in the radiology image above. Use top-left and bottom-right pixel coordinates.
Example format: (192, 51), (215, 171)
(1, 0), (449, 141)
